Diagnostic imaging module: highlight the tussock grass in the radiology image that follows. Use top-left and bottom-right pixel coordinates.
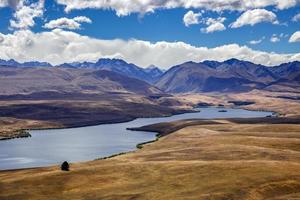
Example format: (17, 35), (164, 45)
(1, 119), (300, 200)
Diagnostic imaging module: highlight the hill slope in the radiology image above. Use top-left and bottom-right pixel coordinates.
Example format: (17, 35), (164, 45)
(0, 67), (162, 96)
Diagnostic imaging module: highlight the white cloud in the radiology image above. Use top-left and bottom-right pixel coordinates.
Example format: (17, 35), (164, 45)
(292, 13), (300, 22)
(43, 16), (92, 30)
(183, 11), (201, 27)
(270, 34), (280, 43)
(230, 9), (278, 28)
(0, 0), (22, 8)
(55, 0), (299, 15)
(202, 22), (226, 33)
(289, 31), (300, 43)
(9, 0), (44, 29)
(248, 37), (265, 45)
(73, 16), (92, 23)
(0, 29), (299, 69)
(201, 17), (226, 33)
(276, 0), (298, 9)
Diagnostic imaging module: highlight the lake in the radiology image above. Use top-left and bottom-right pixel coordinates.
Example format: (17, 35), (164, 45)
(0, 107), (273, 170)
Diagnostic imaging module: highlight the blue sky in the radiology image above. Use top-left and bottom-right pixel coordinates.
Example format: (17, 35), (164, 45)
(0, 0), (299, 68)
(39, 1), (300, 53)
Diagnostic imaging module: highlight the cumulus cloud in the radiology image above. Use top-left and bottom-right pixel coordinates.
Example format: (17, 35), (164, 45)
(43, 16), (92, 30)
(292, 13), (300, 22)
(248, 37), (265, 45)
(289, 31), (300, 43)
(55, 0), (299, 15)
(183, 13), (226, 33)
(0, 29), (299, 68)
(9, 0), (44, 29)
(201, 17), (226, 33)
(270, 34), (280, 43)
(183, 11), (201, 27)
(230, 9), (278, 28)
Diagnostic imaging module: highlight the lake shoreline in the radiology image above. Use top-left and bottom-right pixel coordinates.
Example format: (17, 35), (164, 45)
(1, 108), (196, 141)
(0, 130), (31, 141)
(0, 107), (273, 171)
(1, 104), (275, 141)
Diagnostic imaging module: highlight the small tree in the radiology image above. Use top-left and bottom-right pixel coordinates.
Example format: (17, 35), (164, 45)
(61, 161), (70, 171)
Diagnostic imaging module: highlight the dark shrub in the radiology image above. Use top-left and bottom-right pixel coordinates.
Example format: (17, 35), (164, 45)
(61, 161), (70, 171)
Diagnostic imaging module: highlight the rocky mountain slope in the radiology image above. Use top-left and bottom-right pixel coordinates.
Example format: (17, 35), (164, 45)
(0, 58), (164, 84)
(0, 58), (299, 94)
(155, 59), (300, 93)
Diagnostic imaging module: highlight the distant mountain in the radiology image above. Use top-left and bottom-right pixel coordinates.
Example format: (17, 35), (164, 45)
(0, 67), (163, 97)
(22, 61), (52, 67)
(269, 61), (300, 81)
(57, 58), (164, 84)
(155, 59), (300, 93)
(214, 58), (277, 83)
(144, 65), (165, 83)
(94, 58), (153, 83)
(0, 59), (53, 68)
(1, 58), (299, 93)
(0, 59), (21, 67)
(0, 58), (164, 84)
(59, 61), (95, 68)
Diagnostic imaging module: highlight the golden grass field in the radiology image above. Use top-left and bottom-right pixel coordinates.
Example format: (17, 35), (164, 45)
(0, 91), (300, 199)
(0, 119), (300, 200)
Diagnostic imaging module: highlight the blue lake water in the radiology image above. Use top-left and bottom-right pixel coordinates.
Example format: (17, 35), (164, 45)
(0, 107), (273, 170)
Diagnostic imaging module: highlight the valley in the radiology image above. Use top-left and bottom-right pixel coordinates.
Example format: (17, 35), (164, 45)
(1, 1), (300, 199)
(0, 58), (299, 199)
(0, 58), (299, 140)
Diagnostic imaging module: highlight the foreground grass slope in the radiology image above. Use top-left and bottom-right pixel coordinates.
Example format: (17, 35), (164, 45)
(1, 119), (300, 200)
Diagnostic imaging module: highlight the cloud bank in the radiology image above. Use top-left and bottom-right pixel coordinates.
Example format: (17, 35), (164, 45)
(55, 0), (300, 15)
(0, 29), (299, 69)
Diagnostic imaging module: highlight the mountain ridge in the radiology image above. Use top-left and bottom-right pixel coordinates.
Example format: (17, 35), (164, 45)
(0, 58), (164, 84)
(0, 58), (299, 93)
(155, 59), (300, 93)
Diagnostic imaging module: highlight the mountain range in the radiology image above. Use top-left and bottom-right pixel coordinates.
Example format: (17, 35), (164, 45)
(0, 58), (164, 84)
(0, 58), (299, 94)
(156, 59), (300, 93)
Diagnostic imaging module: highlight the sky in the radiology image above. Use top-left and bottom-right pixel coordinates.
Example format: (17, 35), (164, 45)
(0, 0), (299, 69)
